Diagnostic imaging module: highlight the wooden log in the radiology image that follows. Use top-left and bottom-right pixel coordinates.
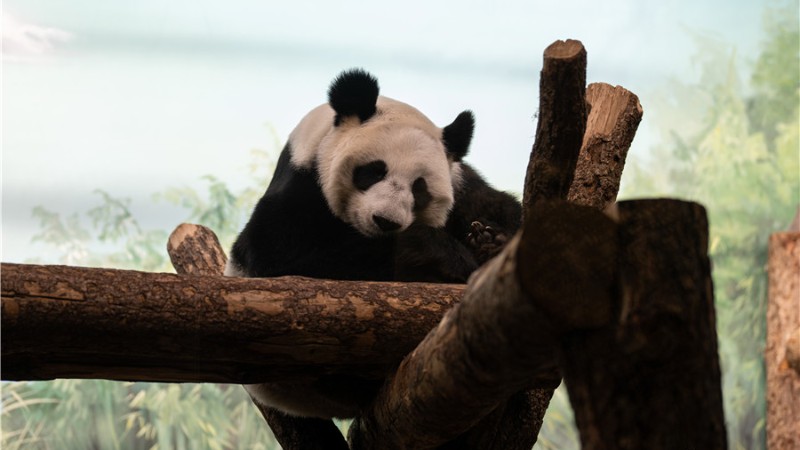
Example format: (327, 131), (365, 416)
(167, 223), (350, 450)
(568, 83), (642, 209)
(522, 38), (587, 220)
(766, 231), (800, 450)
(559, 199), (727, 450)
(460, 38), (588, 450)
(349, 201), (618, 450)
(167, 223), (227, 275)
(0, 263), (463, 383)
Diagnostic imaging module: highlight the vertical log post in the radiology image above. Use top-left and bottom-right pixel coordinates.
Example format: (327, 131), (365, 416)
(167, 224), (350, 450)
(766, 221), (800, 450)
(559, 200), (728, 450)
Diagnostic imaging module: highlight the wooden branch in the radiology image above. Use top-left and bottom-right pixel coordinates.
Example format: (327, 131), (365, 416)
(460, 38), (589, 450)
(349, 201), (618, 450)
(568, 83), (642, 209)
(167, 223), (350, 450)
(0, 263), (462, 383)
(559, 200), (727, 450)
(461, 40), (642, 450)
(766, 231), (800, 450)
(167, 223), (227, 275)
(522, 38), (587, 219)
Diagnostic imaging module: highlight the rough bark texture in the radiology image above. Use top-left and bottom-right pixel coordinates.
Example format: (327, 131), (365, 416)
(766, 231), (800, 450)
(567, 83), (642, 209)
(0, 263), (463, 383)
(349, 202), (618, 450)
(467, 38), (587, 450)
(168, 223), (228, 275)
(558, 199), (727, 450)
(522, 38), (587, 221)
(167, 223), (349, 450)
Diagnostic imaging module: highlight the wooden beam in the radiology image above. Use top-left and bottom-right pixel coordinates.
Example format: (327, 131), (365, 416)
(559, 200), (727, 450)
(766, 230), (800, 450)
(0, 263), (462, 383)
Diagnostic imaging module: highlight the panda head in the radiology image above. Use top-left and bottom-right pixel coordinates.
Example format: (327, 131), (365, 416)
(291, 69), (475, 237)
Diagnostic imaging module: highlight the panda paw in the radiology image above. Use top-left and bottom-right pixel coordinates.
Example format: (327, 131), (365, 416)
(467, 221), (509, 264)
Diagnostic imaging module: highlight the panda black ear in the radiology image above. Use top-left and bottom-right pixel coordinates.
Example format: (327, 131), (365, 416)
(328, 69), (380, 126)
(442, 110), (475, 162)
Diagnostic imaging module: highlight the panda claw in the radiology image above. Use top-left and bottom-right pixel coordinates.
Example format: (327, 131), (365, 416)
(466, 221), (510, 263)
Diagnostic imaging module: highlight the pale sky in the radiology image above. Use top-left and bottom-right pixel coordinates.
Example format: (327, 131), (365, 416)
(2, 0), (768, 263)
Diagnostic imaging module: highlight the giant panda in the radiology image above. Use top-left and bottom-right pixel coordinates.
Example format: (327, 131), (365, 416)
(227, 69), (522, 418)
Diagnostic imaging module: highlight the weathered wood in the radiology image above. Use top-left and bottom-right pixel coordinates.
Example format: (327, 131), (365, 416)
(349, 201), (618, 450)
(468, 38), (587, 450)
(788, 327), (800, 376)
(461, 40), (643, 450)
(559, 199), (727, 450)
(522, 38), (587, 220)
(167, 223), (227, 275)
(0, 263), (463, 383)
(167, 223), (350, 450)
(766, 231), (800, 450)
(567, 83), (642, 209)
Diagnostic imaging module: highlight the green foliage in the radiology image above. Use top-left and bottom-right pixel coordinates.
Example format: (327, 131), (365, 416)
(625, 3), (798, 448)
(2, 381), (280, 450)
(3, 138), (279, 449)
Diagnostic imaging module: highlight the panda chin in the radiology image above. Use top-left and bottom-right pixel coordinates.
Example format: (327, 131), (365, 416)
(354, 222), (407, 238)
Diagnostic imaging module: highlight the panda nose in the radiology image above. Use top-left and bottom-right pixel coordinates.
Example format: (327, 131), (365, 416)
(373, 215), (401, 232)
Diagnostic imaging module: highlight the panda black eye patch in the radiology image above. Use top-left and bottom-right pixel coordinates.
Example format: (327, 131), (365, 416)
(412, 177), (432, 211)
(353, 160), (388, 191)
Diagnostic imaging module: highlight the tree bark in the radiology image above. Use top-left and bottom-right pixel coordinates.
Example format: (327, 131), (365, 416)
(349, 201), (618, 450)
(454, 41), (643, 450)
(167, 223), (350, 450)
(766, 231), (800, 450)
(167, 223), (228, 275)
(559, 199), (727, 450)
(0, 263), (462, 383)
(522, 38), (587, 221)
(568, 83), (642, 210)
(461, 38), (588, 450)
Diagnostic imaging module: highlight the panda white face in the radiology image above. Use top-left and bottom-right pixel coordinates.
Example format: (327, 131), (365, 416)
(322, 124), (460, 237)
(287, 69), (473, 237)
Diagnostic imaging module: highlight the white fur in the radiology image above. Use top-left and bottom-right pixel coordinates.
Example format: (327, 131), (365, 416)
(288, 96), (459, 236)
(244, 383), (358, 419)
(223, 259), (247, 277)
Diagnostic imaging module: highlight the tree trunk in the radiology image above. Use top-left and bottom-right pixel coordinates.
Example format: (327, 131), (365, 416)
(558, 200), (727, 450)
(766, 230), (800, 450)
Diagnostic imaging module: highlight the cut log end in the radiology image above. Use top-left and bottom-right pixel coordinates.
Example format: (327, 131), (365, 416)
(167, 223), (227, 276)
(544, 39), (586, 60)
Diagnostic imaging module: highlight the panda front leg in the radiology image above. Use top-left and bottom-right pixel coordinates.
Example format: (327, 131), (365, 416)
(394, 223), (479, 284)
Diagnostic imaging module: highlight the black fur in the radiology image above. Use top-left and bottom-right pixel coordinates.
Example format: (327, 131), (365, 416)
(230, 144), (396, 281)
(327, 69), (380, 126)
(442, 110), (475, 161)
(231, 145), (520, 283)
(228, 70), (522, 421)
(396, 165), (521, 283)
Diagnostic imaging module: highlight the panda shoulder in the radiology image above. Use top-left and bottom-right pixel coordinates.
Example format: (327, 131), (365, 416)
(288, 103), (336, 169)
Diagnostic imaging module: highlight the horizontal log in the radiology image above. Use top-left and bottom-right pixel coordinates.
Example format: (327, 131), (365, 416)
(1, 263), (462, 383)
